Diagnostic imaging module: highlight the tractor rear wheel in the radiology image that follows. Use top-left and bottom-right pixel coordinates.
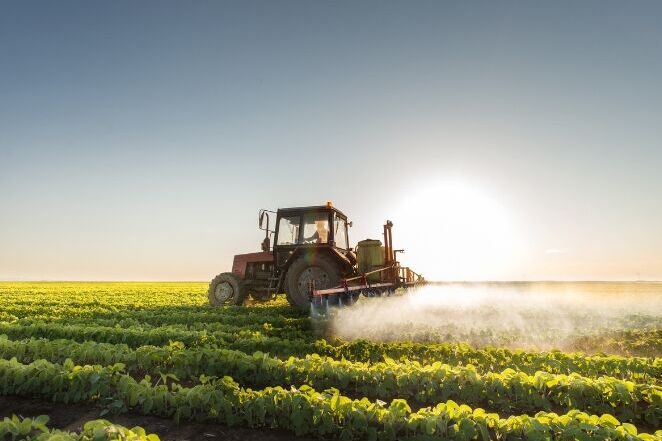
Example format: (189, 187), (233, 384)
(208, 273), (247, 306)
(286, 254), (341, 310)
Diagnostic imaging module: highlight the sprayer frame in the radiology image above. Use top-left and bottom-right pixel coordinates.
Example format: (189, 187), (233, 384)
(309, 220), (424, 308)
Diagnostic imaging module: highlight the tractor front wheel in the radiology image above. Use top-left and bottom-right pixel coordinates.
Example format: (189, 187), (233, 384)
(286, 254), (341, 310)
(208, 272), (247, 306)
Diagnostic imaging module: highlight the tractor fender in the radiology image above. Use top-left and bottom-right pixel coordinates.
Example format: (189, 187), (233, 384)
(277, 247), (354, 293)
(231, 251), (274, 280)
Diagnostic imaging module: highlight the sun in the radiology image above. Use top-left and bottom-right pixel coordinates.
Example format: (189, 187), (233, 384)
(394, 179), (522, 281)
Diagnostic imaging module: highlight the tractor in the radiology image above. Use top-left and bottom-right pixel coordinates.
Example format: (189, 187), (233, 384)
(208, 202), (424, 310)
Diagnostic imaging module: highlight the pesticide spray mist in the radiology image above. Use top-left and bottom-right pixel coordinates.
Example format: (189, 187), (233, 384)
(329, 282), (662, 354)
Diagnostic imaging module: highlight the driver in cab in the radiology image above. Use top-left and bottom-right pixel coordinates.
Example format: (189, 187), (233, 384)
(304, 220), (329, 244)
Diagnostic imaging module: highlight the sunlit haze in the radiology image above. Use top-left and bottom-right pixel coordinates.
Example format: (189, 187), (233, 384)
(396, 180), (521, 280)
(1, 1), (661, 281)
(330, 282), (662, 351)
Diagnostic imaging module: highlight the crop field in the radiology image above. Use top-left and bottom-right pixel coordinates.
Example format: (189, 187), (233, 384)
(0, 282), (660, 441)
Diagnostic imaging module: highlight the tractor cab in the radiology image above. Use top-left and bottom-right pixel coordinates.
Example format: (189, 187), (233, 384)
(260, 204), (349, 247)
(255, 204), (356, 309)
(261, 203), (352, 265)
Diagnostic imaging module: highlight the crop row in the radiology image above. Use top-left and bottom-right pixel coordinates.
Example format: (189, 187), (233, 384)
(0, 414), (159, 440)
(571, 329), (662, 359)
(313, 340), (661, 383)
(0, 282), (208, 307)
(344, 326), (662, 358)
(4, 308), (658, 359)
(0, 282), (298, 315)
(0, 336), (659, 426)
(0, 321), (311, 351)
(0, 357), (659, 441)
(0, 302), (305, 325)
(1, 318), (658, 383)
(3, 315), (311, 339)
(7, 307), (655, 362)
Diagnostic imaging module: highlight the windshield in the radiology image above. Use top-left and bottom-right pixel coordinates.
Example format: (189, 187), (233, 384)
(302, 212), (330, 244)
(334, 214), (348, 249)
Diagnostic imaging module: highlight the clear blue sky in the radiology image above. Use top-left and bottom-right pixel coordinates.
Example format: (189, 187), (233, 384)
(1, 1), (661, 281)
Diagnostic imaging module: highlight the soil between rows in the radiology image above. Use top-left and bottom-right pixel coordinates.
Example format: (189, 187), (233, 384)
(0, 395), (317, 441)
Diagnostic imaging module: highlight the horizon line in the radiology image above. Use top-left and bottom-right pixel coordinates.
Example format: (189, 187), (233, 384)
(1, 279), (661, 283)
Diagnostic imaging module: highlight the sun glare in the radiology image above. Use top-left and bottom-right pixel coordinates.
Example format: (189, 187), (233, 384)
(394, 180), (522, 281)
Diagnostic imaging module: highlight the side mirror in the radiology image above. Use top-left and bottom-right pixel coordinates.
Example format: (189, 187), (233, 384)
(259, 209), (277, 232)
(259, 209), (273, 231)
(348, 221), (353, 228)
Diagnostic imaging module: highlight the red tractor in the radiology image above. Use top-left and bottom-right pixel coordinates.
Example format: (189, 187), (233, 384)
(208, 203), (424, 310)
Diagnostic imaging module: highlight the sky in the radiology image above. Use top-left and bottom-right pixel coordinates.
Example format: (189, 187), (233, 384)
(1, 1), (661, 281)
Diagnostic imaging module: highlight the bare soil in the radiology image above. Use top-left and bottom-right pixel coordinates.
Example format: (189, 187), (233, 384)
(0, 396), (318, 441)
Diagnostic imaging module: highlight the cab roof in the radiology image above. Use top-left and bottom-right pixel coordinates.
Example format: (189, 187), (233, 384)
(277, 205), (347, 219)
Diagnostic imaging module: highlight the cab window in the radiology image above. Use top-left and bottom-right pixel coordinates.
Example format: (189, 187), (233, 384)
(276, 216), (300, 245)
(334, 214), (348, 249)
(302, 212), (329, 244)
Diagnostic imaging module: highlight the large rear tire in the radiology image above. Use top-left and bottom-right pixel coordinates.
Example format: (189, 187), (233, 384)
(208, 273), (247, 306)
(286, 254), (341, 310)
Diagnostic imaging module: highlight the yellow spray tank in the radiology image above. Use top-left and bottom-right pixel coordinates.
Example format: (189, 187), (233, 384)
(356, 239), (385, 282)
